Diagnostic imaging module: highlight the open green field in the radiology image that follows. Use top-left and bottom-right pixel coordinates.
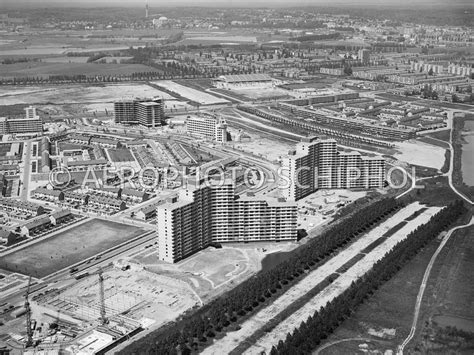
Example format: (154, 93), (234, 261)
(412, 224), (474, 353)
(0, 28), (179, 57)
(316, 219), (474, 355)
(107, 148), (135, 163)
(317, 235), (441, 354)
(0, 62), (159, 78)
(0, 219), (144, 278)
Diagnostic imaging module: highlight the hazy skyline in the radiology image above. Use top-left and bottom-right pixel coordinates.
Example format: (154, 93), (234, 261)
(2, 0), (473, 8)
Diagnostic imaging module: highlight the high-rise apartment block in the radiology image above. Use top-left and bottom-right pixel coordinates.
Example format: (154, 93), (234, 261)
(185, 115), (228, 143)
(157, 179), (297, 263)
(114, 98), (164, 128)
(358, 48), (371, 65)
(136, 101), (163, 128)
(0, 106), (43, 135)
(113, 100), (136, 125)
(282, 137), (384, 201)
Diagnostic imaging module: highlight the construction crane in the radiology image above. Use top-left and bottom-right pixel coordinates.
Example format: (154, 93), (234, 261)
(98, 269), (108, 325)
(24, 276), (33, 348)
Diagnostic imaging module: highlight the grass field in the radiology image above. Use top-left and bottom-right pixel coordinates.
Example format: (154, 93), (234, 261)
(0, 62), (160, 78)
(317, 235), (441, 354)
(107, 148), (135, 163)
(412, 224), (474, 353)
(316, 216), (474, 355)
(423, 129), (451, 143)
(0, 219), (144, 278)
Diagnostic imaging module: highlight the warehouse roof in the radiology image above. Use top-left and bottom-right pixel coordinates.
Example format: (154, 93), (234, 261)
(218, 74), (273, 83)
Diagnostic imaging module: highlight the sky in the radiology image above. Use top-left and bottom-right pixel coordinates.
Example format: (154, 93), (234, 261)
(2, 0), (472, 7)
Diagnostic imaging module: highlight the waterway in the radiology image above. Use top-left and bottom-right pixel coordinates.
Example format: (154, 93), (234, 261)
(461, 120), (474, 186)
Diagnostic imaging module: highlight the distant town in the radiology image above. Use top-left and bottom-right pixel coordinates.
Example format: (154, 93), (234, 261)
(0, 2), (473, 355)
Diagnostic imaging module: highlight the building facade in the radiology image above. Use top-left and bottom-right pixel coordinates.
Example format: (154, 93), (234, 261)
(185, 115), (228, 143)
(136, 101), (163, 128)
(0, 106), (43, 135)
(213, 74), (274, 89)
(114, 98), (164, 128)
(282, 137), (385, 201)
(156, 179), (297, 263)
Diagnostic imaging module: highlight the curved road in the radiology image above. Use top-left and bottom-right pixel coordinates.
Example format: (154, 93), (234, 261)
(446, 117), (473, 205)
(314, 337), (378, 354)
(397, 217), (474, 354)
(397, 114), (473, 205)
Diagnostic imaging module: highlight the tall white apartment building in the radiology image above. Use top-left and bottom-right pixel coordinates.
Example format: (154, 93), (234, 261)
(337, 152), (385, 189)
(185, 115), (228, 143)
(282, 137), (385, 201)
(156, 179), (297, 263)
(0, 106), (43, 135)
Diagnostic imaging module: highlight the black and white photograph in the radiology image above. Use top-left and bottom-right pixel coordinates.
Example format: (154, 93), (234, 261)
(0, 0), (472, 354)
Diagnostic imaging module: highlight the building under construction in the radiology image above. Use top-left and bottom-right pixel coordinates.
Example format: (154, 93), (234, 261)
(114, 98), (165, 128)
(17, 269), (142, 355)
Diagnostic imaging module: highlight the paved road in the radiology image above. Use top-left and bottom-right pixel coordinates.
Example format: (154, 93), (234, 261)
(397, 217), (474, 355)
(314, 337), (375, 355)
(395, 113), (473, 205)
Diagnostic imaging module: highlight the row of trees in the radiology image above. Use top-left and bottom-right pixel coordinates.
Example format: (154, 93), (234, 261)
(119, 197), (403, 354)
(0, 72), (199, 85)
(270, 200), (467, 354)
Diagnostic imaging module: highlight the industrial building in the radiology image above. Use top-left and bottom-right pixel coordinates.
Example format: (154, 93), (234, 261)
(114, 98), (164, 128)
(213, 74), (275, 89)
(156, 179), (297, 263)
(185, 115), (228, 143)
(282, 137), (385, 201)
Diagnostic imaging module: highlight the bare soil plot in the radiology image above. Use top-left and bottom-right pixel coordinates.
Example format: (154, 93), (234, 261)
(394, 140), (445, 170)
(151, 80), (229, 105)
(0, 83), (174, 106)
(178, 248), (249, 288)
(55, 266), (200, 328)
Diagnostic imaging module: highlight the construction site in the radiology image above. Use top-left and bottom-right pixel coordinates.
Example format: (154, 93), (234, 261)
(0, 260), (201, 354)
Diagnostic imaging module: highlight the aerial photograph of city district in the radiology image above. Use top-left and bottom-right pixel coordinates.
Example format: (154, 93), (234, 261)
(0, 0), (473, 354)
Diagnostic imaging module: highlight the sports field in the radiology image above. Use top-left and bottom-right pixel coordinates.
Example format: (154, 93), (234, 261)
(0, 219), (144, 278)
